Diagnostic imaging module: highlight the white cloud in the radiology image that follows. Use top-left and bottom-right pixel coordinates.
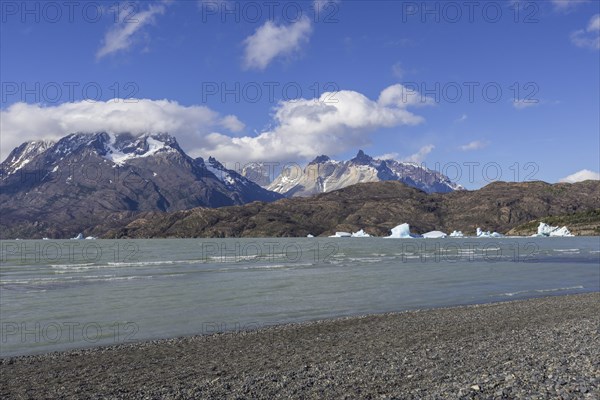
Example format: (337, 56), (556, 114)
(454, 114), (467, 123)
(96, 1), (169, 59)
(401, 145), (434, 163)
(459, 140), (488, 151)
(513, 99), (540, 109)
(551, 0), (588, 11)
(375, 152), (400, 160)
(220, 115), (245, 133)
(570, 14), (600, 50)
(1, 84), (431, 164)
(588, 14), (600, 31)
(559, 169), (600, 183)
(0, 99), (236, 161)
(242, 17), (313, 70)
(202, 84), (430, 163)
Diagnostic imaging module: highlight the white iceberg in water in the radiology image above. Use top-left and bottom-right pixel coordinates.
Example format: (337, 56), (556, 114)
(329, 232), (352, 238)
(85, 236), (97, 240)
(476, 228), (504, 238)
(70, 233), (84, 240)
(385, 223), (421, 238)
(351, 229), (371, 238)
(449, 230), (464, 237)
(422, 230), (447, 239)
(306, 234), (314, 238)
(533, 222), (573, 237)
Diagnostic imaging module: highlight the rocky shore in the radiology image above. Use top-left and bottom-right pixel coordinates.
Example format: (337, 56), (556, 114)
(1, 293), (599, 399)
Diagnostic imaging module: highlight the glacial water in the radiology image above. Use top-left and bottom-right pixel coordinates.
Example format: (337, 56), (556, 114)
(1, 237), (598, 357)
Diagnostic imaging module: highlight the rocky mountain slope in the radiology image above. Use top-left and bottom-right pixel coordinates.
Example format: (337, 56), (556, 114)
(0, 132), (282, 239)
(264, 150), (462, 197)
(105, 180), (600, 238)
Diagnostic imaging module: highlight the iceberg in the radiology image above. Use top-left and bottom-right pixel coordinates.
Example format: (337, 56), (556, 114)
(85, 236), (97, 240)
(70, 233), (84, 240)
(533, 222), (574, 237)
(329, 232), (352, 238)
(422, 230), (447, 239)
(385, 223), (421, 238)
(306, 234), (315, 238)
(351, 229), (371, 238)
(476, 228), (503, 238)
(449, 230), (464, 237)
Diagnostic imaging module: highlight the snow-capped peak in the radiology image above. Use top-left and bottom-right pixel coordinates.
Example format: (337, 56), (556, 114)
(267, 150), (464, 197)
(3, 140), (54, 175)
(103, 133), (177, 166)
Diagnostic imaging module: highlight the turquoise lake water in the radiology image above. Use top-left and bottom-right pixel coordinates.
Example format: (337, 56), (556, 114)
(1, 237), (598, 356)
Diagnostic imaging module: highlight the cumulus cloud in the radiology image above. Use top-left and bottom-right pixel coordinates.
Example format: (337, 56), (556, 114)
(570, 14), (600, 50)
(401, 145), (435, 163)
(559, 169), (600, 183)
(459, 140), (488, 151)
(0, 84), (433, 163)
(0, 99), (235, 161)
(242, 17), (313, 70)
(96, 1), (169, 59)
(0, 84), (430, 164)
(200, 84), (430, 163)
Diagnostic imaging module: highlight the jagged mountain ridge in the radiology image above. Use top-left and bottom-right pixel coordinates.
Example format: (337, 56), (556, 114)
(0, 132), (282, 238)
(264, 150), (462, 197)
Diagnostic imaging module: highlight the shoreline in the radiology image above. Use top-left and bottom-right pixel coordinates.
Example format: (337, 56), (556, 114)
(2, 292), (599, 398)
(0, 291), (596, 360)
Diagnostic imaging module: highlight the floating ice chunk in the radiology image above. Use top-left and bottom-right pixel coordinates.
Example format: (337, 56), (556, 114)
(476, 227), (489, 237)
(329, 232), (352, 238)
(385, 223), (420, 238)
(533, 222), (573, 237)
(476, 228), (503, 238)
(449, 230), (464, 237)
(85, 236), (97, 240)
(42, 237), (50, 240)
(351, 229), (371, 238)
(71, 233), (84, 240)
(422, 230), (447, 239)
(307, 234), (314, 238)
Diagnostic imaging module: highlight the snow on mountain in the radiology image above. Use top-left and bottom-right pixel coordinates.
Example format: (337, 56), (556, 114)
(0, 132), (283, 214)
(1, 140), (54, 176)
(204, 157), (249, 187)
(266, 150), (462, 197)
(103, 133), (177, 166)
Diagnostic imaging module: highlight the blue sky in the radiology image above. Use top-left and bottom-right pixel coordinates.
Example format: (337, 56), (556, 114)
(1, 0), (599, 188)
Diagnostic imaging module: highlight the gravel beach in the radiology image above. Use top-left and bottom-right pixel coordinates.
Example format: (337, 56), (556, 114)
(1, 293), (599, 399)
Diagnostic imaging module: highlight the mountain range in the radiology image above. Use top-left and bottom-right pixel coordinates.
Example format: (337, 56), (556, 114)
(0, 132), (463, 239)
(0, 132), (281, 239)
(245, 150), (462, 197)
(2, 132), (597, 239)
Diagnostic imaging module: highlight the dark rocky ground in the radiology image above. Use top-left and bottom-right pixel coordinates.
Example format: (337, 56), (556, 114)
(1, 293), (598, 399)
(107, 180), (600, 238)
